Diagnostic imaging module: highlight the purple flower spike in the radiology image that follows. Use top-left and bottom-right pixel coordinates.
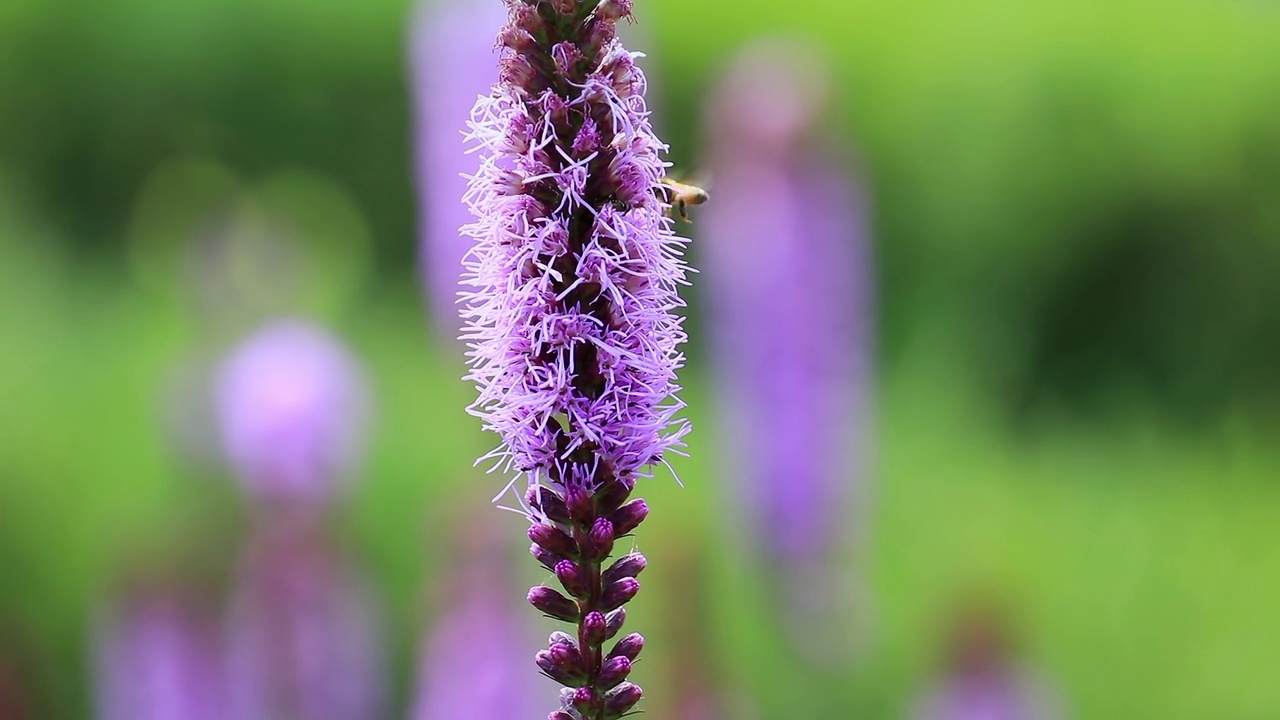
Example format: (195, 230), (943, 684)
(459, 0), (692, 715)
(702, 40), (874, 661)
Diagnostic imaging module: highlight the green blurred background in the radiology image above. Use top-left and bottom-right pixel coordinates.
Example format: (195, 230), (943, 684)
(3, 0), (1280, 717)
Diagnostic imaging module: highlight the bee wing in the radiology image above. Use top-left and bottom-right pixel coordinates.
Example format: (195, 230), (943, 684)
(687, 172), (713, 192)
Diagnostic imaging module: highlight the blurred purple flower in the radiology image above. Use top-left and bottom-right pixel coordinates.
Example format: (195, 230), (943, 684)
(703, 40), (872, 566)
(914, 599), (1064, 720)
(410, 509), (542, 720)
(914, 673), (1061, 720)
(411, 0), (506, 333)
(216, 319), (386, 719)
(410, 585), (539, 720)
(93, 588), (223, 720)
(214, 320), (370, 504)
(224, 516), (386, 720)
(701, 40), (873, 657)
(461, 1), (691, 715)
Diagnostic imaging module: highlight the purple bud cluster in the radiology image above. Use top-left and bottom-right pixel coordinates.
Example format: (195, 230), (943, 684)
(526, 481), (648, 719)
(460, 0), (690, 717)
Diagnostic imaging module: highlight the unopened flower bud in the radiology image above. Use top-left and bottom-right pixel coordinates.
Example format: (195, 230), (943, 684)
(565, 484), (594, 525)
(528, 485), (571, 524)
(554, 559), (590, 599)
(536, 644), (588, 686)
(529, 523), (577, 557)
(531, 543), (562, 572)
(601, 577), (640, 611)
(572, 686), (597, 714)
(582, 611), (608, 646)
(597, 655), (632, 689)
(583, 517), (615, 560)
(604, 608), (626, 639)
(609, 632), (644, 661)
(608, 499), (648, 536)
(602, 552), (647, 584)
(603, 682), (642, 717)
(558, 687), (576, 709)
(548, 641), (586, 673)
(528, 586), (579, 623)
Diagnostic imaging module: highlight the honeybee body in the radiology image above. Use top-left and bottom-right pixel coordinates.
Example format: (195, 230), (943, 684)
(657, 177), (710, 223)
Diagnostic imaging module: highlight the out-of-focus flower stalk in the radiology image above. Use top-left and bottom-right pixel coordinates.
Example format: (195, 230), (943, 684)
(93, 583), (224, 720)
(216, 321), (386, 720)
(223, 515), (385, 720)
(460, 1), (692, 717)
(411, 0), (506, 335)
(410, 505), (543, 720)
(702, 40), (874, 660)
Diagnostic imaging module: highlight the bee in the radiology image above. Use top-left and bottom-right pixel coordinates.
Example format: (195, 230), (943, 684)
(657, 176), (710, 223)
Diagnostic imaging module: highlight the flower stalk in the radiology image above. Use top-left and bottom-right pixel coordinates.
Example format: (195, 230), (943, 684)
(460, 0), (690, 717)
